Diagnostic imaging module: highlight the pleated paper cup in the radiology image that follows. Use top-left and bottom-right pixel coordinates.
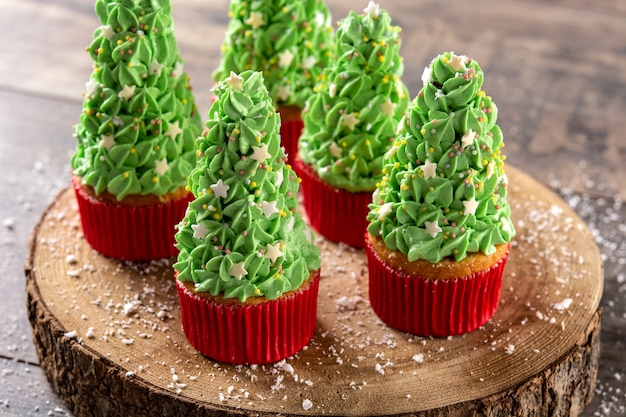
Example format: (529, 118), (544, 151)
(175, 270), (320, 365)
(72, 176), (192, 261)
(295, 158), (372, 248)
(277, 105), (303, 166)
(366, 235), (509, 337)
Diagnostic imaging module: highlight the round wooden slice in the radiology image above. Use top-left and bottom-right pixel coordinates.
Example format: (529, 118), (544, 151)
(25, 166), (602, 417)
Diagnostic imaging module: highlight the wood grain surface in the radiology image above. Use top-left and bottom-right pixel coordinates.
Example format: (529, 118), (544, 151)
(25, 167), (602, 416)
(1, 0), (625, 416)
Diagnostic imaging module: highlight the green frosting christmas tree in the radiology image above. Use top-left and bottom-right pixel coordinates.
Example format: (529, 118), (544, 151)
(367, 52), (516, 263)
(298, 1), (409, 192)
(212, 0), (335, 109)
(174, 71), (321, 302)
(71, 0), (202, 200)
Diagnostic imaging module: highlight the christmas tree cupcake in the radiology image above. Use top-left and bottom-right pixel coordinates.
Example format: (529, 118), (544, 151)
(212, 0), (335, 163)
(296, 2), (409, 248)
(366, 52), (516, 337)
(71, 0), (202, 260)
(174, 71), (321, 365)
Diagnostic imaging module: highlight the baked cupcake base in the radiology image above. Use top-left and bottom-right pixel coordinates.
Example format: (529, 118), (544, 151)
(72, 175), (192, 261)
(366, 234), (510, 337)
(175, 269), (320, 365)
(295, 157), (371, 248)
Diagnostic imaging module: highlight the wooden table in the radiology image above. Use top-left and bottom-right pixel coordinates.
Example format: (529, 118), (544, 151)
(1, 0), (624, 415)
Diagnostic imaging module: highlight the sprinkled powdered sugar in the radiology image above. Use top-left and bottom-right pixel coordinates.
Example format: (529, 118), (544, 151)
(11, 155), (624, 415)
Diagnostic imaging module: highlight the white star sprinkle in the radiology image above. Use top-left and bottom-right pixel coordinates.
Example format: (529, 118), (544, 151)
(85, 80), (99, 97)
(149, 59), (164, 76)
(301, 56), (317, 70)
(501, 217), (511, 233)
(448, 53), (468, 71)
(100, 25), (114, 41)
(377, 202), (394, 220)
(171, 61), (184, 78)
(230, 262), (248, 280)
(421, 160), (437, 179)
(165, 120), (182, 139)
(118, 85), (136, 101)
(421, 66), (432, 86)
(225, 71), (244, 91)
(380, 98), (397, 116)
(278, 49), (295, 68)
(265, 242), (283, 264)
(154, 158), (168, 176)
(275, 169), (284, 188)
(425, 221), (442, 238)
(463, 198), (479, 216)
(250, 144), (271, 162)
(363, 1), (380, 17)
(245, 12), (264, 29)
(461, 129), (475, 150)
(100, 134), (115, 150)
(329, 142), (342, 158)
(328, 83), (337, 98)
(210, 179), (230, 199)
(341, 112), (360, 131)
(276, 85), (291, 101)
(260, 201), (279, 218)
(314, 11), (326, 27)
(191, 222), (209, 239)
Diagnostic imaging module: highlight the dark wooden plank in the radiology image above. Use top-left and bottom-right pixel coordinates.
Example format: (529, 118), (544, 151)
(0, 358), (69, 417)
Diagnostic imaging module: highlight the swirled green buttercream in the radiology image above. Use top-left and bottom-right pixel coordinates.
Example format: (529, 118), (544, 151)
(367, 52), (516, 263)
(212, 0), (335, 109)
(71, 0), (202, 201)
(298, 4), (409, 192)
(174, 71), (321, 302)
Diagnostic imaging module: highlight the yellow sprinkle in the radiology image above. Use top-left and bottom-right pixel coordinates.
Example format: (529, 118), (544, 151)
(255, 136), (261, 142)
(378, 55), (385, 63)
(296, 178), (302, 183)
(420, 129), (426, 135)
(286, 164), (292, 171)
(400, 184), (409, 191)
(444, 207), (450, 213)
(185, 185), (191, 191)
(197, 191), (204, 197)
(123, 172), (129, 178)
(233, 128), (240, 135)
(350, 155), (356, 160)
(182, 98), (188, 105)
(428, 187), (434, 192)
(250, 181), (257, 188)
(477, 90), (486, 97)
(117, 40), (123, 46)
(254, 190), (261, 196)
(213, 213), (221, 220)
(202, 204), (208, 210)
(254, 288), (261, 295)
(98, 48), (104, 54)
(268, 166), (273, 172)
(152, 176), (158, 183)
(482, 159), (489, 166)
(429, 147), (435, 153)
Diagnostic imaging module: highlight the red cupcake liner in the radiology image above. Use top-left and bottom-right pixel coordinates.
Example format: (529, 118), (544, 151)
(175, 270), (320, 365)
(295, 158), (371, 248)
(366, 237), (509, 337)
(280, 118), (304, 166)
(72, 176), (192, 261)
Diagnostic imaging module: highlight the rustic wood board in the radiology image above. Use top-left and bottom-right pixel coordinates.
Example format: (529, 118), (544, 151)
(25, 166), (603, 416)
